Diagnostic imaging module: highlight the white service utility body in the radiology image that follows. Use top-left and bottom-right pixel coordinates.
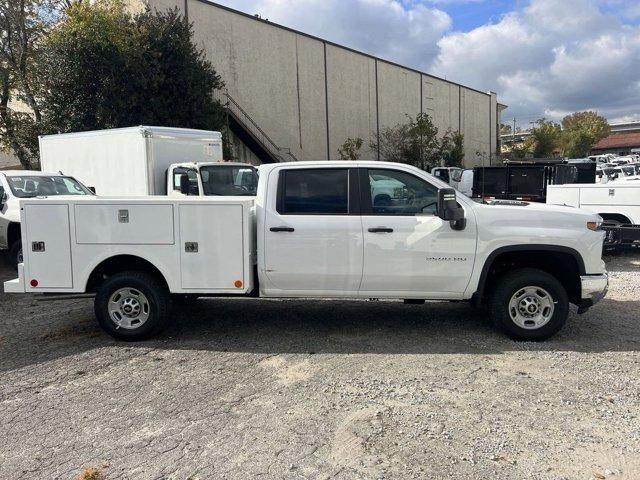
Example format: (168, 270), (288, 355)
(39, 126), (257, 197)
(6, 161), (609, 341)
(547, 182), (640, 245)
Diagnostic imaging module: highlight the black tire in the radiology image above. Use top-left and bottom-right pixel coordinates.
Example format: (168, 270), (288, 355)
(8, 240), (22, 271)
(489, 268), (569, 341)
(602, 219), (621, 248)
(94, 271), (170, 341)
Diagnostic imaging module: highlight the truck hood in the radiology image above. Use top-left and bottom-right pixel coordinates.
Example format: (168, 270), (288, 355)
(473, 199), (600, 222)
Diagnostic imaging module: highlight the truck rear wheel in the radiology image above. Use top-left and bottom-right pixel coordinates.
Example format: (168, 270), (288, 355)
(94, 271), (170, 341)
(489, 268), (568, 341)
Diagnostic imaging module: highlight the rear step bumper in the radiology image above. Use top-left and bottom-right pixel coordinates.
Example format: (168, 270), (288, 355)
(3, 264), (25, 293)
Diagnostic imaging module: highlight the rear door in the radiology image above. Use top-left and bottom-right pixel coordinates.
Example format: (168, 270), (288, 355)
(23, 203), (72, 288)
(179, 203), (245, 290)
(360, 168), (476, 296)
(262, 167), (363, 293)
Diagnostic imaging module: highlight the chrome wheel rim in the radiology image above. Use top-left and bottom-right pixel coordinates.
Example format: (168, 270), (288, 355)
(508, 286), (555, 330)
(107, 288), (150, 330)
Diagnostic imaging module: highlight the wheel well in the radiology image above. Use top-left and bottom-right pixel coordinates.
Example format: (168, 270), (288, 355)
(478, 249), (582, 305)
(599, 213), (632, 224)
(86, 255), (169, 293)
(7, 222), (20, 246)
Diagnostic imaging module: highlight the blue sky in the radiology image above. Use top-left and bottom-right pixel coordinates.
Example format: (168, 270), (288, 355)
(217, 0), (640, 126)
(434, 0), (517, 31)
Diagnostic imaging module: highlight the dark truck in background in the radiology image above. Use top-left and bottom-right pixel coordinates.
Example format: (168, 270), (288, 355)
(472, 160), (596, 202)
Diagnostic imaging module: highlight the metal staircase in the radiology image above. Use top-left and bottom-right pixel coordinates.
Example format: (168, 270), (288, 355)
(214, 88), (298, 163)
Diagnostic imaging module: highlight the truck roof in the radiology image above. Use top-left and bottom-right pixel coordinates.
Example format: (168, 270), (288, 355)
(1, 170), (66, 177)
(39, 126), (222, 141)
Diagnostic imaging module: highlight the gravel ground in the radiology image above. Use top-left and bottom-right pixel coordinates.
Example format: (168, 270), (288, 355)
(0, 252), (639, 480)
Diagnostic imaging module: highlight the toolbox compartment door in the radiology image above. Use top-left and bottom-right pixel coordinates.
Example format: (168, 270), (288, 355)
(74, 204), (174, 245)
(24, 204), (73, 288)
(179, 204), (245, 290)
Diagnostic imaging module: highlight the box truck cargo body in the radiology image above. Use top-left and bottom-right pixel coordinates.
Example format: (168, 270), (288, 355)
(39, 126), (225, 196)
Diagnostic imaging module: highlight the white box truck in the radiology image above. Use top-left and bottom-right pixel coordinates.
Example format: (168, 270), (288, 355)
(5, 161), (608, 342)
(39, 126), (258, 197)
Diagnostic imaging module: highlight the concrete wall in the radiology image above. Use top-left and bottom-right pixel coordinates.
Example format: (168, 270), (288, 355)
(136, 0), (503, 167)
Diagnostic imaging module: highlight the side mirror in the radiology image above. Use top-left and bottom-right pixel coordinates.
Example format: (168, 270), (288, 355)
(179, 174), (191, 195)
(87, 186), (96, 194)
(437, 188), (465, 230)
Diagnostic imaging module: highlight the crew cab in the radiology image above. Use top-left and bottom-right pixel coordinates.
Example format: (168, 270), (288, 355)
(0, 170), (94, 268)
(4, 161), (608, 341)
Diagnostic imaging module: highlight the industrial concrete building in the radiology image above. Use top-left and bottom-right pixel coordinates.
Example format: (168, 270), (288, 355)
(133, 0), (504, 167)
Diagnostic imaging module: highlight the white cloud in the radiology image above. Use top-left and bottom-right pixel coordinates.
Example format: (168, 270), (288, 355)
(431, 0), (640, 124)
(214, 0), (640, 125)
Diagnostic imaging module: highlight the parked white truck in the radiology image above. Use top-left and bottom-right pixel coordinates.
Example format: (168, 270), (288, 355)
(5, 161), (608, 341)
(547, 183), (640, 246)
(0, 170), (94, 268)
(39, 126), (258, 197)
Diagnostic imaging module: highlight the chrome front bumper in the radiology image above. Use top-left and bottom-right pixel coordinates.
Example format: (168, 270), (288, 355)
(580, 273), (608, 306)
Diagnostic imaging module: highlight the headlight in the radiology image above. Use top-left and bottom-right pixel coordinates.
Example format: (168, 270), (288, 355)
(587, 220), (602, 231)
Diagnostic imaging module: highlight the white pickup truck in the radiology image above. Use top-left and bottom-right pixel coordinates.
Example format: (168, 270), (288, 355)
(0, 170), (94, 268)
(4, 161), (608, 341)
(547, 183), (640, 246)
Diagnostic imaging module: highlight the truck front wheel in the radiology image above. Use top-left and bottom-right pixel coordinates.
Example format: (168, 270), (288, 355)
(94, 271), (170, 341)
(489, 268), (569, 341)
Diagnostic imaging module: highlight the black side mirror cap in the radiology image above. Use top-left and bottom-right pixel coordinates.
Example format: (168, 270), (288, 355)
(437, 188), (466, 230)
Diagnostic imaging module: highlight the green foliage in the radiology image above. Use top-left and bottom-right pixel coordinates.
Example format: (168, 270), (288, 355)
(440, 129), (465, 167)
(38, 2), (226, 135)
(560, 111), (610, 158)
(371, 113), (462, 170)
(337, 137), (363, 160)
(509, 142), (531, 159)
(529, 118), (561, 158)
(1, 0), (228, 168)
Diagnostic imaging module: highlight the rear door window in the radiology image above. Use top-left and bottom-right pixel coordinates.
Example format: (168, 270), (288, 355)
(277, 169), (349, 214)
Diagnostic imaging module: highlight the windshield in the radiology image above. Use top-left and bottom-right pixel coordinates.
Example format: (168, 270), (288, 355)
(6, 175), (92, 198)
(200, 165), (258, 196)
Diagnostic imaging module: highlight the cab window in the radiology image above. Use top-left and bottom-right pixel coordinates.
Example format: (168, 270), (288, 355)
(366, 169), (438, 215)
(172, 167), (199, 195)
(277, 169), (349, 214)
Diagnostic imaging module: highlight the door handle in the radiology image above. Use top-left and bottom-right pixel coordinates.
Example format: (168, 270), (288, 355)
(368, 227), (393, 233)
(270, 226), (295, 232)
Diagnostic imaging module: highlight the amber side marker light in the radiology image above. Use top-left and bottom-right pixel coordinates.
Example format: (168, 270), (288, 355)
(587, 221), (602, 231)
(234, 280), (243, 288)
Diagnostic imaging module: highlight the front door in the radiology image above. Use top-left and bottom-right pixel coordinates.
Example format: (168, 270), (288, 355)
(360, 167), (476, 296)
(262, 167), (363, 294)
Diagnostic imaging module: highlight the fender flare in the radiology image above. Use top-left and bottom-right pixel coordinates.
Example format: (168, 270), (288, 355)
(474, 244), (586, 302)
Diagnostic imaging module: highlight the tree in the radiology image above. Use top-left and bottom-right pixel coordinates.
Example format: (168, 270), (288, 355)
(371, 113), (441, 171)
(440, 129), (464, 167)
(337, 137), (363, 160)
(0, 0), (65, 168)
(500, 123), (512, 135)
(1, 1), (228, 168)
(529, 118), (561, 158)
(560, 111), (610, 158)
